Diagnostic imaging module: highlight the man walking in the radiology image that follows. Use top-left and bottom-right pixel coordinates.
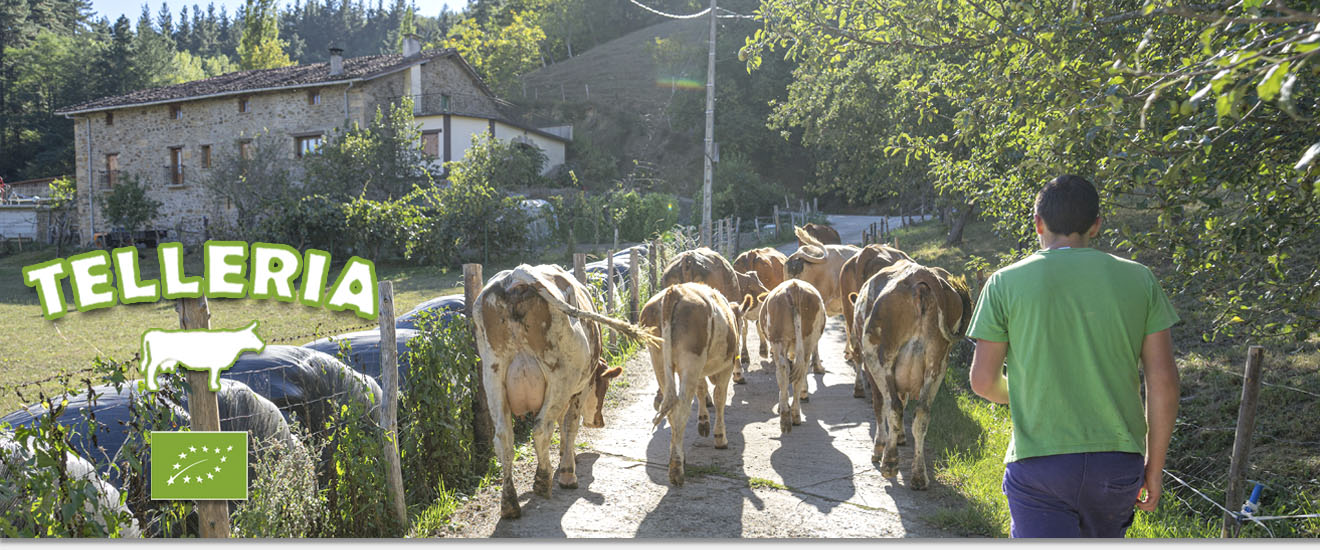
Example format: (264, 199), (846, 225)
(967, 175), (1180, 537)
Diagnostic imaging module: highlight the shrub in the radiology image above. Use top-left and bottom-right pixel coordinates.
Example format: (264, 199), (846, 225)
(98, 175), (162, 232)
(398, 312), (480, 506)
(412, 176), (528, 266)
(319, 392), (398, 537)
(0, 390), (136, 537)
(254, 194), (350, 255)
(303, 98), (434, 201)
(448, 133), (547, 191)
(200, 131), (298, 241)
(230, 424), (323, 538)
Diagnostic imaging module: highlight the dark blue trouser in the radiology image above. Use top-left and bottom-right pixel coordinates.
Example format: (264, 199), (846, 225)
(1002, 451), (1145, 538)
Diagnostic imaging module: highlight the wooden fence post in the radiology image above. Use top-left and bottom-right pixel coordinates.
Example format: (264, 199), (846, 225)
(463, 264), (492, 465)
(734, 217), (741, 255)
(773, 205), (780, 240)
(613, 227), (619, 255)
(176, 297), (229, 538)
(606, 251), (616, 348)
(1222, 345), (1266, 538)
(574, 253), (587, 284)
(648, 240), (659, 293)
(377, 282), (408, 531)
(629, 249), (640, 323)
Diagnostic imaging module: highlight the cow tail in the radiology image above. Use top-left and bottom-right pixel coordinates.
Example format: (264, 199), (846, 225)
(791, 289), (805, 378)
(512, 268), (662, 347)
(653, 289), (680, 428)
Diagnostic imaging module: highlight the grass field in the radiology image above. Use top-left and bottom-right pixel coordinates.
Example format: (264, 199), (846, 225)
(889, 219), (1320, 538)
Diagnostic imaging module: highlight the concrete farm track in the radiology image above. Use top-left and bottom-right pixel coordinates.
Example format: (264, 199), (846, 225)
(442, 214), (969, 538)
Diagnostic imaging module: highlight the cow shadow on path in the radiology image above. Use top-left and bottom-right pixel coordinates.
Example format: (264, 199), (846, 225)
(489, 452), (605, 538)
(635, 376), (769, 537)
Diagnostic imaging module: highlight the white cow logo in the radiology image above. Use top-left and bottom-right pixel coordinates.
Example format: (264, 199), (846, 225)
(140, 321), (265, 392)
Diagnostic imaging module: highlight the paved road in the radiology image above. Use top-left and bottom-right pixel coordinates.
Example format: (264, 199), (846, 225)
(774, 214), (932, 256)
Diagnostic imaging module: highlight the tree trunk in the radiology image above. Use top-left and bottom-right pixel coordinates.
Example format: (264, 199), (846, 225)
(944, 202), (976, 246)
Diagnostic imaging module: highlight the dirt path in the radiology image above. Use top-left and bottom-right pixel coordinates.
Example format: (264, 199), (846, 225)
(444, 310), (965, 538)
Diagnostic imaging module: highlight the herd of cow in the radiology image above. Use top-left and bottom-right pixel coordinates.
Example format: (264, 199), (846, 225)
(475, 224), (973, 519)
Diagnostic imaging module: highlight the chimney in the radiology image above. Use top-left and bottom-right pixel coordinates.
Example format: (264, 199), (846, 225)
(329, 47), (344, 76)
(403, 33), (421, 58)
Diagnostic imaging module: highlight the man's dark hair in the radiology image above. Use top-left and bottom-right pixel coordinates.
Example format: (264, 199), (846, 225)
(1034, 175), (1099, 236)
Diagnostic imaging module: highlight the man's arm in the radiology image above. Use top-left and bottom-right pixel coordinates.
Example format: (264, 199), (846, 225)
(1136, 328), (1178, 512)
(969, 339), (1010, 404)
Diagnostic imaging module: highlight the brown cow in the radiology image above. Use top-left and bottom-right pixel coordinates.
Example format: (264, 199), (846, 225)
(660, 247), (767, 384)
(838, 244), (914, 396)
(642, 283), (752, 486)
(474, 264), (658, 518)
(850, 260), (971, 490)
(732, 247), (788, 361)
(784, 227), (859, 373)
(757, 279), (826, 435)
(797, 222), (841, 246)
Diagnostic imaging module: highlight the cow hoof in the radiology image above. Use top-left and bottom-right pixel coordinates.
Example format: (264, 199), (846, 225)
(714, 434), (728, 449)
(733, 372), (747, 385)
(780, 412), (793, 435)
(698, 420), (710, 438)
(897, 435), (907, 446)
(880, 457), (900, 478)
(668, 459), (685, 486)
(533, 469), (553, 498)
(557, 471), (578, 489)
(792, 413), (803, 426)
(909, 472), (929, 491)
(853, 385), (865, 399)
(812, 363), (826, 375)
(501, 498), (522, 519)
(501, 486), (521, 519)
(800, 393), (810, 403)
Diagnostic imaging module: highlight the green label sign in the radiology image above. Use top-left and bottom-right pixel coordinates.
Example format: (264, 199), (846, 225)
(150, 431), (248, 501)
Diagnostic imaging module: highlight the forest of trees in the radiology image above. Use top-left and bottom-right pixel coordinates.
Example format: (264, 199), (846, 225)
(0, 0), (730, 181)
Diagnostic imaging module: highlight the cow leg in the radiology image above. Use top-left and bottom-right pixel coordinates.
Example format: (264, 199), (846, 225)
(811, 349), (825, 374)
(895, 395), (909, 446)
(773, 344), (793, 435)
(876, 370), (904, 479)
(853, 358), (867, 398)
(650, 345), (666, 411)
(697, 376), (711, 438)
(667, 379), (698, 486)
(484, 366), (521, 519)
(757, 320), (769, 358)
(908, 355), (949, 491)
(711, 369), (732, 449)
(738, 316), (750, 368)
(865, 368), (887, 459)
(532, 394), (572, 499)
(557, 395), (582, 489)
(790, 364), (805, 427)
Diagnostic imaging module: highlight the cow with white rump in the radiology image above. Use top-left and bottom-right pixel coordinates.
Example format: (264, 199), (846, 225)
(474, 264), (659, 519)
(850, 260), (971, 490)
(640, 282), (752, 486)
(757, 279), (826, 435)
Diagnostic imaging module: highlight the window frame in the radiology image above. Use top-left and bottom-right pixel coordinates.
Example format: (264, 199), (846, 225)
(421, 130), (441, 159)
(308, 89), (322, 105)
(168, 146), (184, 186)
(169, 104), (182, 120)
(105, 112), (114, 125)
(201, 144), (212, 168)
(295, 134), (324, 158)
(238, 97), (251, 113)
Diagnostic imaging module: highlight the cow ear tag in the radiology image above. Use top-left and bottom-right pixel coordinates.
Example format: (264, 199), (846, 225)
(139, 320), (266, 392)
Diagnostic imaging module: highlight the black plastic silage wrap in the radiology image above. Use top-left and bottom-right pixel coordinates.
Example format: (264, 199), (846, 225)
(222, 345), (383, 438)
(303, 329), (418, 388)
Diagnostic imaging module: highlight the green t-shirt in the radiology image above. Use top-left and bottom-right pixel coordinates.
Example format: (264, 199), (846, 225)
(967, 247), (1179, 463)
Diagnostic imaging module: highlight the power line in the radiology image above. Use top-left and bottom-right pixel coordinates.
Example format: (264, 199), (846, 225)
(626, 0), (712, 20)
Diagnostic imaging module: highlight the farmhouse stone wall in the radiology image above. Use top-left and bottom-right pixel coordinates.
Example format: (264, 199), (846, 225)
(69, 55), (561, 245)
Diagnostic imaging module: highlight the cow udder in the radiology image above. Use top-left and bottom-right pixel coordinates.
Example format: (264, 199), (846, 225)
(505, 353), (546, 418)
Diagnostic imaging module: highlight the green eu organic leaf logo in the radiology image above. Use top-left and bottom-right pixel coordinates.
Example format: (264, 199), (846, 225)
(150, 431), (248, 500)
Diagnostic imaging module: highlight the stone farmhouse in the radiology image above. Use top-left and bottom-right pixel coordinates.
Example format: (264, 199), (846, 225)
(55, 36), (570, 245)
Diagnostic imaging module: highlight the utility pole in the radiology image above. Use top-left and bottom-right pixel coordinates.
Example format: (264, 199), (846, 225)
(701, 0), (716, 247)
